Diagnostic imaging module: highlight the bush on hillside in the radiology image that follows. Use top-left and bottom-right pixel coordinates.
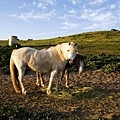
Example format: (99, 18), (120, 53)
(0, 47), (120, 74)
(0, 47), (14, 74)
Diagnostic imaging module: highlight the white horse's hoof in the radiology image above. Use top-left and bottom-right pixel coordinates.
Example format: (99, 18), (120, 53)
(15, 90), (21, 93)
(47, 89), (51, 94)
(36, 82), (40, 86)
(41, 83), (45, 88)
(66, 84), (69, 88)
(79, 70), (82, 74)
(22, 90), (27, 95)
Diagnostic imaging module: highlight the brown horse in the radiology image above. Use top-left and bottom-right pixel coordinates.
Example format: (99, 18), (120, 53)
(36, 53), (84, 88)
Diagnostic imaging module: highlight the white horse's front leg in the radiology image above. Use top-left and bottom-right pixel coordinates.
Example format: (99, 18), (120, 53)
(18, 68), (26, 95)
(47, 70), (57, 94)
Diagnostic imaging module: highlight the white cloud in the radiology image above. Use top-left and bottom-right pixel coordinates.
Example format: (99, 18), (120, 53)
(32, 1), (36, 6)
(18, 9), (56, 21)
(37, 0), (56, 7)
(81, 8), (98, 19)
(89, 0), (106, 5)
(80, 6), (117, 31)
(61, 21), (78, 29)
(19, 3), (27, 9)
(68, 9), (76, 14)
(69, 0), (78, 4)
(37, 0), (57, 9)
(84, 19), (116, 31)
(46, 0), (57, 5)
(109, 4), (116, 9)
(37, 2), (46, 9)
(58, 12), (76, 21)
(92, 12), (113, 22)
(84, 23), (99, 30)
(58, 8), (77, 20)
(80, 7), (111, 22)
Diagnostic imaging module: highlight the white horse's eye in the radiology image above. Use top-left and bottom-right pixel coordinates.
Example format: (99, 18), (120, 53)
(67, 50), (70, 52)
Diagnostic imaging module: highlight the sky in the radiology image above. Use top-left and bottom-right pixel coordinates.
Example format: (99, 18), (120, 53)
(0, 0), (120, 40)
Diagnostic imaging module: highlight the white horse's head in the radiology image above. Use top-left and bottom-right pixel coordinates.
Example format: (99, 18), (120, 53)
(61, 42), (77, 61)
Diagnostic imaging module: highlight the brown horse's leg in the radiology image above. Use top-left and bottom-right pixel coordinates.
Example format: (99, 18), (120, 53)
(36, 72), (40, 86)
(60, 61), (70, 88)
(36, 72), (45, 87)
(65, 68), (69, 88)
(40, 73), (45, 87)
(60, 69), (65, 84)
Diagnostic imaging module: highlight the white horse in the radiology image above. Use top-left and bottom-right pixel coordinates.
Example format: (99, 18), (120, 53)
(10, 42), (77, 95)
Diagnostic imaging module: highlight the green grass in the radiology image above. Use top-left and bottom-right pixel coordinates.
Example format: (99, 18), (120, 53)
(0, 30), (120, 55)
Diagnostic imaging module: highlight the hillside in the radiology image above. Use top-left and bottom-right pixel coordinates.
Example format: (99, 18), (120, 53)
(0, 30), (120, 55)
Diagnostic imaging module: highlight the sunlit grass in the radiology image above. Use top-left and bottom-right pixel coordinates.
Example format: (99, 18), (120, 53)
(0, 30), (120, 55)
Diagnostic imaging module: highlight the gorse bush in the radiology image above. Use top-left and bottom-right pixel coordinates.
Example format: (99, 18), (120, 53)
(116, 62), (120, 71)
(84, 53), (120, 73)
(102, 63), (116, 73)
(0, 46), (13, 74)
(85, 61), (97, 70)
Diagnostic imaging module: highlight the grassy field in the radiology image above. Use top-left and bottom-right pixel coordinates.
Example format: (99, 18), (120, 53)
(0, 30), (120, 55)
(0, 30), (120, 119)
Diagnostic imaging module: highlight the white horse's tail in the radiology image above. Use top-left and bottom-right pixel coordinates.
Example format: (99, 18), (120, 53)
(10, 58), (21, 93)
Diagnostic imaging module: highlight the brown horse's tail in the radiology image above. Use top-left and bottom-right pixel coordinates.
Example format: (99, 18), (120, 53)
(10, 58), (21, 93)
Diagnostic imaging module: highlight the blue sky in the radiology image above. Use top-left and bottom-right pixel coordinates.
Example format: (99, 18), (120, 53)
(0, 0), (120, 40)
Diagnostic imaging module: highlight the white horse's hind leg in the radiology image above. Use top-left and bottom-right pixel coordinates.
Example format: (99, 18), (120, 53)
(18, 68), (26, 95)
(47, 70), (57, 94)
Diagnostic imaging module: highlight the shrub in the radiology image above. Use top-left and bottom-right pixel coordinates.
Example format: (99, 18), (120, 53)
(0, 47), (13, 74)
(116, 62), (120, 72)
(102, 63), (116, 73)
(85, 61), (97, 70)
(85, 53), (120, 73)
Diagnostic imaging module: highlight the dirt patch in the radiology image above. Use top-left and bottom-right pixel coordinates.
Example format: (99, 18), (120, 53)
(0, 71), (120, 120)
